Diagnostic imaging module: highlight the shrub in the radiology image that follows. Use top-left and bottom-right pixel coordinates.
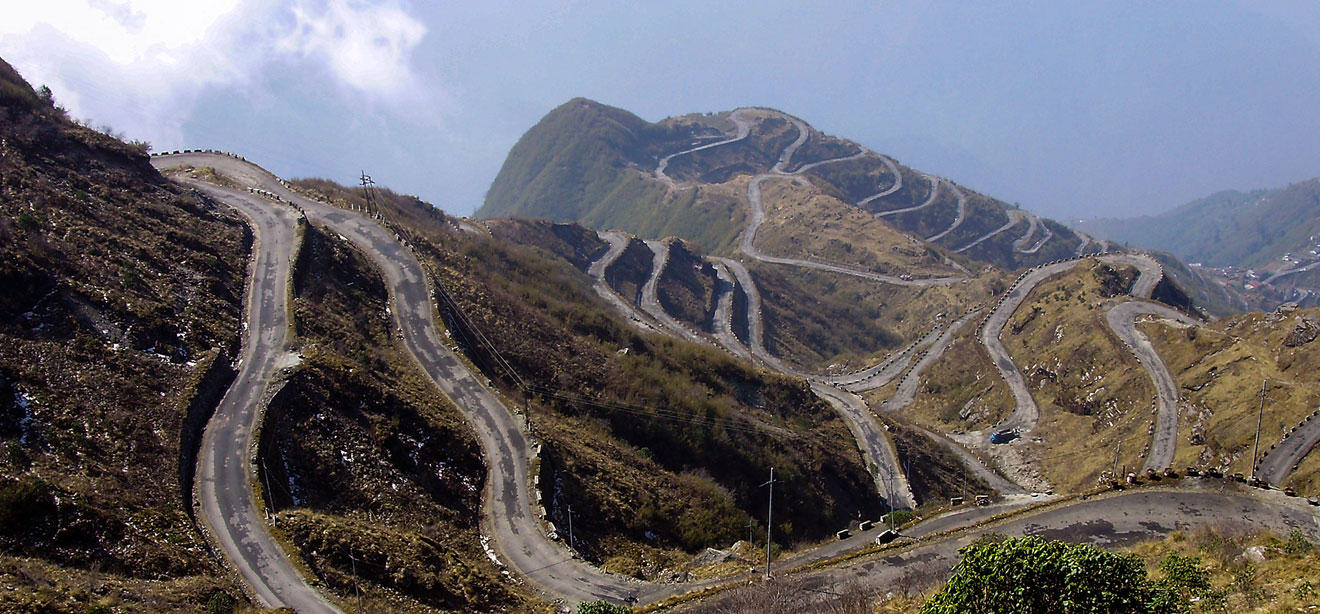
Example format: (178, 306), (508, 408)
(204, 591), (235, 614)
(0, 477), (56, 536)
(919, 536), (1184, 614)
(576, 600), (630, 614)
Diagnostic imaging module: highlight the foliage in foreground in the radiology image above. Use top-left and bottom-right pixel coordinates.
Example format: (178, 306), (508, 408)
(919, 535), (1186, 614)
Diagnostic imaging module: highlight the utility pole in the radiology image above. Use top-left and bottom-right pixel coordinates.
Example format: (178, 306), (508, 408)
(1113, 440), (1122, 482)
(359, 171), (376, 215)
(766, 468), (774, 580)
(1251, 379), (1267, 481)
(350, 546), (362, 614)
(261, 456), (276, 529)
(567, 504), (575, 552)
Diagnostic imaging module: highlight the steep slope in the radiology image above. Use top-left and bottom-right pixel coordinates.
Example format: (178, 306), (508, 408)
(480, 99), (1094, 274)
(0, 60), (252, 610)
(1078, 179), (1320, 270)
(274, 181), (884, 577)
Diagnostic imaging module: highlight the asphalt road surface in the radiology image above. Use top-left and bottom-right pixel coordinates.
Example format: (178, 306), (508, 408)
(955, 209), (1024, 254)
(683, 485), (1320, 612)
(655, 109), (753, 185)
(164, 175), (343, 613)
(925, 182), (967, 243)
(1106, 301), (1200, 471)
(587, 231), (656, 332)
(812, 383), (917, 510)
(157, 153), (663, 606)
(641, 239), (715, 346)
(709, 260), (755, 361)
(873, 174), (940, 218)
(1257, 406), (1320, 486)
(855, 155), (904, 207)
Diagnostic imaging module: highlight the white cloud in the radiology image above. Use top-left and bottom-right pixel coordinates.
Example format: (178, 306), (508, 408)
(0, 0), (431, 148)
(281, 0), (427, 99)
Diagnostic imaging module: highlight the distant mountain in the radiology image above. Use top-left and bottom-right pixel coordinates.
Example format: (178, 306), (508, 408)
(479, 98), (1098, 271)
(1077, 179), (1320, 270)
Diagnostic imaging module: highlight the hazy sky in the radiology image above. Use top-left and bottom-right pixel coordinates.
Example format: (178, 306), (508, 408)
(3, 1), (1318, 220)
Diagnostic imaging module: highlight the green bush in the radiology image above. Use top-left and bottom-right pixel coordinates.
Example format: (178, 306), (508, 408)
(204, 591), (234, 614)
(920, 536), (1185, 614)
(576, 600), (630, 614)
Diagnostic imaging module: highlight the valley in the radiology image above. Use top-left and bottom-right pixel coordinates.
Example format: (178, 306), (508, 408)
(3, 55), (1318, 613)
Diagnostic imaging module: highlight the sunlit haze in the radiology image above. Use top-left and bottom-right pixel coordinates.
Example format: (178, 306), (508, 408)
(3, 1), (1318, 219)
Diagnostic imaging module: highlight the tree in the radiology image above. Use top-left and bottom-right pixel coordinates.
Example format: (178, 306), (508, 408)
(37, 84), (53, 106)
(919, 536), (1185, 614)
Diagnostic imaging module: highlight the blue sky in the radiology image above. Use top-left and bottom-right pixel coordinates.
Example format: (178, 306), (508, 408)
(3, 1), (1318, 220)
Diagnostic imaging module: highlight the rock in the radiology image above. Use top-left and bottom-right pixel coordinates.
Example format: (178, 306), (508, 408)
(1241, 545), (1267, 563)
(1284, 315), (1319, 347)
(684, 547), (749, 569)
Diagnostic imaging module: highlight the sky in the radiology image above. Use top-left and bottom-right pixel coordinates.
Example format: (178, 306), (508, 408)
(2, 1), (1318, 221)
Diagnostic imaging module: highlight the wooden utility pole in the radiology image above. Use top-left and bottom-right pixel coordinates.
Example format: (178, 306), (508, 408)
(1251, 379), (1266, 481)
(766, 468), (774, 579)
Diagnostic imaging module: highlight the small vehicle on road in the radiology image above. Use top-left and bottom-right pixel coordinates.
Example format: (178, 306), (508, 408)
(990, 428), (1017, 444)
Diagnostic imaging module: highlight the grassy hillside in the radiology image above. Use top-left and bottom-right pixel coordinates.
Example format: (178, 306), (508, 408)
(261, 224), (539, 612)
(1078, 180), (1320, 269)
(0, 59), (253, 611)
(286, 182), (884, 576)
(482, 98), (1103, 277)
(1144, 306), (1320, 493)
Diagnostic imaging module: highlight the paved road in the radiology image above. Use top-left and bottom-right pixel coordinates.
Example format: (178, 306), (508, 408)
(709, 260), (755, 362)
(812, 384), (917, 510)
(874, 175), (940, 218)
(682, 486), (1320, 612)
(655, 109), (753, 185)
(167, 177), (343, 613)
(157, 153), (663, 606)
(925, 183), (967, 243)
(980, 253), (1164, 435)
(640, 239), (714, 346)
(955, 209), (1024, 254)
(1257, 406), (1320, 486)
(1019, 219), (1054, 254)
(1012, 212), (1041, 253)
(836, 327), (941, 393)
(980, 260), (1082, 433)
(855, 155), (904, 207)
(880, 311), (979, 414)
(1073, 231), (1093, 257)
(737, 116), (962, 288)
(1264, 260), (1320, 285)
(587, 231), (656, 332)
(1106, 301), (1200, 471)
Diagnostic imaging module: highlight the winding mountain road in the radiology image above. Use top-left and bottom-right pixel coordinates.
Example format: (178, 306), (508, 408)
(641, 239), (715, 346)
(980, 253), (1166, 436)
(855, 155), (904, 207)
(873, 175), (940, 218)
(171, 178), (341, 613)
(955, 210), (1024, 254)
(656, 109), (753, 185)
(685, 487), (1320, 612)
(709, 260), (755, 362)
(1106, 301), (1200, 471)
(925, 183), (967, 243)
(157, 153), (661, 606)
(1012, 212), (1042, 253)
(811, 384), (917, 510)
(1257, 407), (1320, 486)
(880, 310), (980, 414)
(587, 231), (656, 332)
(158, 152), (1308, 613)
